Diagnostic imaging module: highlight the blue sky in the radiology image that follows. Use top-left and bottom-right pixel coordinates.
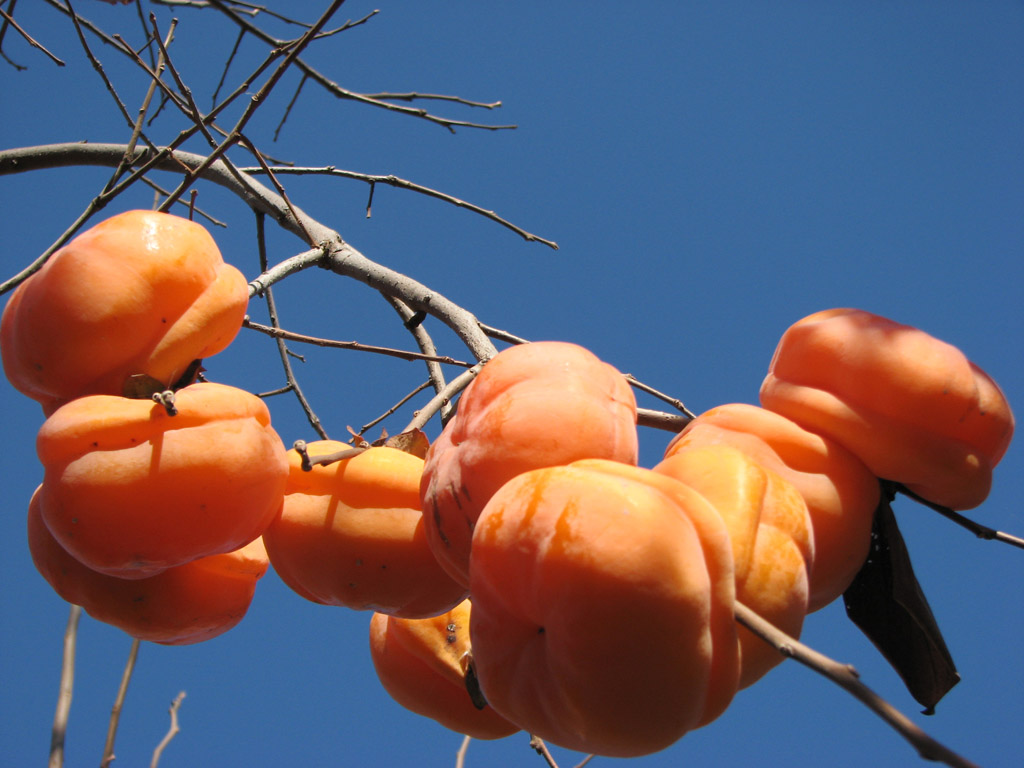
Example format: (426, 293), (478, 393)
(1, 2), (1021, 766)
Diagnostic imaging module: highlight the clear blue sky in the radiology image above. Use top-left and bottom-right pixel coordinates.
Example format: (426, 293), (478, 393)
(1, 2), (1021, 767)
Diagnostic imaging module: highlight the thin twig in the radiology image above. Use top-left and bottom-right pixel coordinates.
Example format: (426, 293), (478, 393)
(893, 483), (1024, 549)
(636, 407), (691, 433)
(454, 734), (471, 768)
(242, 318), (473, 367)
(253, 211), (327, 439)
(358, 380), (432, 436)
(203, 0), (514, 133)
(0, 5), (65, 66)
(238, 165), (558, 250)
(529, 735), (561, 768)
(624, 373), (696, 420)
(0, 0), (27, 71)
(100, 638), (141, 768)
(363, 91), (503, 109)
(384, 294), (456, 420)
(149, 691), (186, 768)
(49, 604), (81, 768)
(402, 362), (486, 432)
(735, 601), (979, 768)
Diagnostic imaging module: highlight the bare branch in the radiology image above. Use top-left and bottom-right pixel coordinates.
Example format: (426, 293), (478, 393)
(403, 363), (486, 432)
(894, 483), (1024, 549)
(0, 143), (498, 358)
(624, 373), (696, 420)
(363, 92), (503, 110)
(100, 638), (141, 768)
(253, 211), (327, 439)
(48, 604), (81, 768)
(0, 3), (65, 66)
(735, 602), (980, 768)
(242, 317), (472, 367)
(203, 0), (515, 133)
(238, 165), (558, 250)
(149, 691), (186, 768)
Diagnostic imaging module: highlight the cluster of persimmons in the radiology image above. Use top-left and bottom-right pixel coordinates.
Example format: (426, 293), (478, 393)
(3, 211), (1015, 757)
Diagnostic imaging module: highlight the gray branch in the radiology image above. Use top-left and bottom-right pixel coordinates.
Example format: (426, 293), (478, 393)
(0, 142), (498, 363)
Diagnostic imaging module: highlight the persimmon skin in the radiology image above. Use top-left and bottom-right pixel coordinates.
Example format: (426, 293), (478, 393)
(28, 488), (268, 645)
(264, 444), (467, 618)
(760, 308), (1015, 510)
(665, 403), (879, 612)
(420, 341), (639, 586)
(369, 601), (519, 740)
(655, 445), (812, 688)
(36, 382), (288, 578)
(469, 460), (738, 758)
(1, 210), (248, 414)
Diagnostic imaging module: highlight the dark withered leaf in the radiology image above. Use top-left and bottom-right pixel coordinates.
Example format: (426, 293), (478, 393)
(381, 428), (430, 459)
(122, 373), (167, 399)
(843, 496), (960, 713)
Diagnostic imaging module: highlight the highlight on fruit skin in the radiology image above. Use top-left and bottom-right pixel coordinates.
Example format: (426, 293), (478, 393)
(28, 488), (269, 646)
(368, 600), (519, 740)
(264, 443), (467, 618)
(468, 459), (739, 758)
(655, 444), (812, 688)
(0, 209), (249, 414)
(420, 341), (639, 587)
(760, 308), (1014, 511)
(664, 403), (879, 612)
(36, 382), (288, 579)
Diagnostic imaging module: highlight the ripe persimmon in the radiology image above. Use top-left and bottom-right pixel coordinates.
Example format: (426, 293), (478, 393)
(420, 341), (639, 586)
(665, 403), (879, 612)
(36, 382), (288, 578)
(264, 443), (467, 618)
(1, 210), (248, 414)
(369, 600), (519, 740)
(28, 488), (268, 645)
(655, 445), (812, 688)
(760, 308), (1014, 510)
(469, 460), (738, 757)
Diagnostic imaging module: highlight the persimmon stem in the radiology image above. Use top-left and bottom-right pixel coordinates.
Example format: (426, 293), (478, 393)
(152, 391), (178, 416)
(734, 601), (979, 768)
(49, 604), (81, 768)
(891, 482), (1024, 550)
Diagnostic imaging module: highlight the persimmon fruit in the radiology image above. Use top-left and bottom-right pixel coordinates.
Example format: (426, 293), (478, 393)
(36, 382), (288, 578)
(760, 308), (1014, 510)
(655, 444), (812, 687)
(469, 459), (738, 757)
(29, 488), (268, 645)
(420, 341), (639, 586)
(369, 600), (519, 740)
(665, 403), (879, 612)
(264, 443), (467, 618)
(1, 210), (248, 414)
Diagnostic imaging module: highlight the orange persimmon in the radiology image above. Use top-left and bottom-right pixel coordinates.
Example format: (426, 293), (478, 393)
(29, 488), (268, 645)
(664, 403), (879, 612)
(369, 600), (519, 740)
(655, 445), (812, 688)
(36, 382), (288, 578)
(760, 308), (1014, 510)
(1, 210), (248, 414)
(264, 443), (467, 618)
(420, 341), (638, 586)
(469, 460), (738, 757)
